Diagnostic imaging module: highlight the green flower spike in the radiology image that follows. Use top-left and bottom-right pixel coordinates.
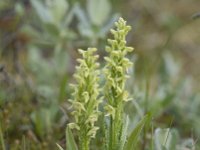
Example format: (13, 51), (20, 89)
(68, 48), (101, 150)
(104, 17), (134, 150)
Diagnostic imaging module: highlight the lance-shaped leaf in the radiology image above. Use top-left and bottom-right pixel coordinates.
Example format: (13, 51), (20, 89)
(124, 114), (151, 150)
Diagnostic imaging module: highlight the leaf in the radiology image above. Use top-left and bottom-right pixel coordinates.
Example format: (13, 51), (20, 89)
(124, 114), (151, 150)
(30, 0), (53, 23)
(30, 110), (45, 138)
(19, 25), (40, 38)
(66, 126), (78, 150)
(74, 3), (90, 27)
(87, 0), (111, 26)
(59, 74), (68, 102)
(44, 23), (60, 37)
(49, 0), (69, 22)
(74, 3), (93, 38)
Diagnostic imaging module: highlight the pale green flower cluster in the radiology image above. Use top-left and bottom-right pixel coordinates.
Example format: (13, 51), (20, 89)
(67, 18), (134, 150)
(68, 48), (101, 149)
(104, 17), (133, 118)
(103, 17), (134, 149)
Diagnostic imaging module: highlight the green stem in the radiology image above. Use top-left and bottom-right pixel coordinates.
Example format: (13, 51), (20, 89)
(80, 128), (89, 150)
(109, 103), (123, 150)
(109, 116), (113, 150)
(0, 125), (6, 150)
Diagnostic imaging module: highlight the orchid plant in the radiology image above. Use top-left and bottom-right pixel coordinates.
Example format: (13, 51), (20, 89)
(58, 17), (150, 150)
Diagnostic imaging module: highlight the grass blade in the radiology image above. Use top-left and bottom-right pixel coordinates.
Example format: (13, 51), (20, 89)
(56, 143), (64, 150)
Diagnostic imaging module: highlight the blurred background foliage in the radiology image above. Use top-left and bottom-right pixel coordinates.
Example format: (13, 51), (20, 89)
(0, 0), (200, 149)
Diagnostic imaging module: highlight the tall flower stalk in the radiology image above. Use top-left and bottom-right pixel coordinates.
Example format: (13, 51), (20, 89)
(68, 48), (101, 150)
(103, 18), (134, 150)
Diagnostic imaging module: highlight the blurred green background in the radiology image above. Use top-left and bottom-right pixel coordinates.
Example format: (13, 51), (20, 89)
(0, 0), (200, 149)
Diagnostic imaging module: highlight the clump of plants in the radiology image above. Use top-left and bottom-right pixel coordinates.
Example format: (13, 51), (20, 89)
(58, 18), (150, 150)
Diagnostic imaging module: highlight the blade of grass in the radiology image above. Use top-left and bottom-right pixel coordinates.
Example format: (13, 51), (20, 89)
(56, 143), (64, 150)
(22, 136), (26, 150)
(164, 117), (174, 146)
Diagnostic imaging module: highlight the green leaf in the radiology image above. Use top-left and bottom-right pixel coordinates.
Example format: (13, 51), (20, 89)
(49, 0), (69, 22)
(66, 126), (78, 150)
(19, 25), (40, 38)
(44, 23), (60, 37)
(87, 0), (111, 26)
(31, 0), (53, 23)
(124, 114), (151, 150)
(30, 110), (45, 138)
(74, 4), (93, 37)
(59, 74), (68, 102)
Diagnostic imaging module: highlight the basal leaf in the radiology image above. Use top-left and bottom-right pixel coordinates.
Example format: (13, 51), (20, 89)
(124, 114), (151, 150)
(66, 126), (78, 150)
